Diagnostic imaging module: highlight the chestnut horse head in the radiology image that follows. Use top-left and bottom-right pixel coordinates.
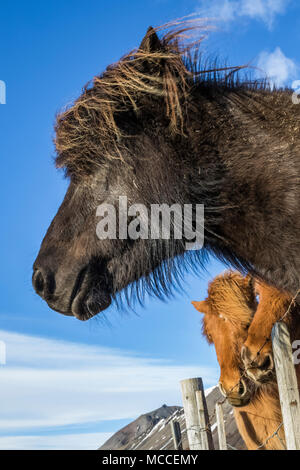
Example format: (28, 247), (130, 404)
(192, 271), (257, 407)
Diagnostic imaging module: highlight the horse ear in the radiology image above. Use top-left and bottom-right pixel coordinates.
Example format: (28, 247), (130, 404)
(191, 300), (209, 314)
(139, 26), (162, 53)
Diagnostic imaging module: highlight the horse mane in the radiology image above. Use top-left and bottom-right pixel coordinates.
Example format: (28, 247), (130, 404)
(54, 18), (261, 175)
(52, 20), (271, 310)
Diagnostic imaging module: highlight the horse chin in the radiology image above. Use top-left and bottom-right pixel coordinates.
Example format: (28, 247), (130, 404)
(227, 393), (251, 408)
(46, 288), (112, 320)
(68, 262), (113, 320)
(45, 303), (74, 317)
(71, 289), (112, 321)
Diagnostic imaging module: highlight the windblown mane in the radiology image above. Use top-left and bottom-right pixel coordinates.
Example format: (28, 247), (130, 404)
(52, 20), (271, 312)
(54, 19), (250, 175)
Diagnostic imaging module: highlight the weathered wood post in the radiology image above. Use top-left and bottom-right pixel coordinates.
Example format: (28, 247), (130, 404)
(195, 390), (214, 450)
(215, 402), (227, 450)
(180, 377), (214, 450)
(181, 378), (202, 450)
(170, 420), (182, 450)
(272, 321), (300, 450)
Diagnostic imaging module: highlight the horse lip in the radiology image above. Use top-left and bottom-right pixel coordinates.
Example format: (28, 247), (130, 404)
(45, 302), (74, 317)
(230, 400), (250, 408)
(46, 268), (112, 320)
(71, 291), (112, 320)
(228, 393), (251, 408)
(68, 267), (89, 311)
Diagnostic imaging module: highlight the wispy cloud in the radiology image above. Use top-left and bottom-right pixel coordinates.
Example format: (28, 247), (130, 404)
(198, 0), (290, 29)
(256, 47), (298, 87)
(0, 329), (217, 449)
(0, 433), (112, 451)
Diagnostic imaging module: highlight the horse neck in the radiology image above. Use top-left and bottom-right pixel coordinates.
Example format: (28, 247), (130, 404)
(187, 87), (299, 280)
(233, 384), (284, 450)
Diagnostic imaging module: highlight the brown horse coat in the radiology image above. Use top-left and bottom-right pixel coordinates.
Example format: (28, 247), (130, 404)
(193, 271), (300, 450)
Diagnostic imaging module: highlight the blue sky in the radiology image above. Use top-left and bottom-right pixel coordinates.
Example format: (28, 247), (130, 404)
(0, 0), (299, 450)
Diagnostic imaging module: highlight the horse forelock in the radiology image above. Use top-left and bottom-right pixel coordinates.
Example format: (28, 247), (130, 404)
(205, 271), (256, 329)
(53, 18), (252, 176)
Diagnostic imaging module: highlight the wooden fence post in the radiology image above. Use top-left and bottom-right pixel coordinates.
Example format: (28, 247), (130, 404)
(215, 402), (227, 450)
(272, 321), (300, 450)
(170, 420), (182, 450)
(195, 390), (214, 450)
(180, 378), (202, 450)
(180, 377), (214, 450)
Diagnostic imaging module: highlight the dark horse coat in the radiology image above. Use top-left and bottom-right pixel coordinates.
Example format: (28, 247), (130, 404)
(33, 22), (300, 320)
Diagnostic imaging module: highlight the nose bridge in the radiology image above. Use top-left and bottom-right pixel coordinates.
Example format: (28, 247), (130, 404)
(214, 328), (240, 388)
(32, 183), (113, 319)
(218, 346), (242, 395)
(32, 214), (73, 304)
(34, 207), (64, 268)
(34, 187), (96, 275)
(33, 204), (78, 276)
(219, 365), (241, 392)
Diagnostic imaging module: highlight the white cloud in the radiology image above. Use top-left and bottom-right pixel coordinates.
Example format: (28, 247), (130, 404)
(0, 433), (112, 450)
(0, 329), (217, 449)
(257, 47), (297, 87)
(198, 0), (290, 29)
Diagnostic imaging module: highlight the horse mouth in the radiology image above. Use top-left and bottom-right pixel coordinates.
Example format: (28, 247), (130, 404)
(71, 287), (112, 320)
(228, 396), (251, 408)
(46, 268), (112, 321)
(227, 390), (252, 408)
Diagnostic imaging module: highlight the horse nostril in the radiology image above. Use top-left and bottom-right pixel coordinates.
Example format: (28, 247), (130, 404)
(238, 379), (247, 397)
(218, 382), (227, 397)
(32, 269), (55, 300)
(241, 345), (249, 362)
(261, 353), (273, 372)
(33, 269), (45, 294)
